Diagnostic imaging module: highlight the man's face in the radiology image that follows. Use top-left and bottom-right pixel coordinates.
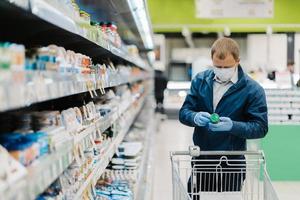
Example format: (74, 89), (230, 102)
(212, 53), (239, 69)
(212, 53), (240, 82)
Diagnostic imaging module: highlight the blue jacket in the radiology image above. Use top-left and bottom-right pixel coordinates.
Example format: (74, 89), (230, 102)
(179, 66), (268, 151)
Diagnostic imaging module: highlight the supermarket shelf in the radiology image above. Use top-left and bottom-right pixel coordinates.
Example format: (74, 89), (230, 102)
(73, 109), (120, 153)
(8, 0), (29, 9)
(0, 1), (153, 200)
(26, 143), (74, 200)
(1, 93), (146, 200)
(0, 1), (150, 70)
(73, 95), (146, 200)
(76, 0), (154, 50)
(0, 71), (150, 112)
(2, 138), (74, 200)
(73, 112), (119, 147)
(97, 112), (119, 133)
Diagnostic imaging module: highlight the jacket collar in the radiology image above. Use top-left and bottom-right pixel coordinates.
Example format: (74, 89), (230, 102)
(204, 65), (248, 112)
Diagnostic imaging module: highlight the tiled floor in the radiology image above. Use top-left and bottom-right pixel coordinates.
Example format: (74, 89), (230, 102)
(152, 119), (300, 200)
(152, 119), (193, 200)
(273, 182), (300, 200)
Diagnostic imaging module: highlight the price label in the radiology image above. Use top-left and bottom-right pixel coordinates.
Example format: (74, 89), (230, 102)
(89, 134), (96, 147)
(74, 145), (81, 164)
(86, 81), (94, 98)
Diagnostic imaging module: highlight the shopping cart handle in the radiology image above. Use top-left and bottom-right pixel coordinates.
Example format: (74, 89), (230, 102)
(170, 146), (264, 158)
(170, 146), (201, 157)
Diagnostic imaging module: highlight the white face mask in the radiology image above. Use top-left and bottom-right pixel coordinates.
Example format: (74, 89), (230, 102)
(213, 66), (236, 82)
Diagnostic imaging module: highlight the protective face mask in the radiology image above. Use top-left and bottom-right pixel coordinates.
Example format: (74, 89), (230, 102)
(213, 66), (236, 82)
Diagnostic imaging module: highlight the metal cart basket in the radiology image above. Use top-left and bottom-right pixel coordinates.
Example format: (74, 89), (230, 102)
(170, 146), (279, 200)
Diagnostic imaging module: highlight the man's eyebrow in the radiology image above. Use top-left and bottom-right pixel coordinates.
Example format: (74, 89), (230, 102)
(214, 65), (232, 68)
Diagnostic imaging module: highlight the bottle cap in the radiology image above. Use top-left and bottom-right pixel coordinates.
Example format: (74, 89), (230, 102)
(210, 113), (220, 124)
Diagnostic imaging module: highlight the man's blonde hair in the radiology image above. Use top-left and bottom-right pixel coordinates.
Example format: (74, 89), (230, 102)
(211, 37), (240, 61)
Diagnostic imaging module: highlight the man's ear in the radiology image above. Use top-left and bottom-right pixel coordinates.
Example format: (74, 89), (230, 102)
(236, 58), (240, 63)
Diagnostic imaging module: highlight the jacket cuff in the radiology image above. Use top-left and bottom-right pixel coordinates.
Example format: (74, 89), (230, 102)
(231, 121), (244, 137)
(191, 112), (198, 127)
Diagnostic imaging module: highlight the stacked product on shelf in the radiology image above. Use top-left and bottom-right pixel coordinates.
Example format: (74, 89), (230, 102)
(11, 0), (119, 49)
(23, 81), (149, 200)
(265, 89), (300, 124)
(0, 79), (150, 198)
(11, 0), (142, 60)
(111, 142), (143, 171)
(0, 42), (91, 72)
(2, 0), (150, 71)
(95, 170), (135, 200)
(0, 42), (149, 111)
(37, 128), (115, 200)
(75, 93), (149, 200)
(93, 143), (143, 199)
(0, 42), (25, 71)
(0, 100), (99, 167)
(91, 100), (156, 200)
(0, 42), (145, 76)
(0, 145), (27, 194)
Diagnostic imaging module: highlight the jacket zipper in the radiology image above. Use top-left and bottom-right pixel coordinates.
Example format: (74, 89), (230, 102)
(214, 95), (234, 150)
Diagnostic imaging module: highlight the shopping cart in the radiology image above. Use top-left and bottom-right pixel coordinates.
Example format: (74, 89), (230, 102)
(170, 146), (279, 200)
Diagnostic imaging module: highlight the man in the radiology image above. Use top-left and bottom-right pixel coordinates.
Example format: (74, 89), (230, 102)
(179, 37), (268, 198)
(154, 69), (168, 114)
(287, 61), (295, 88)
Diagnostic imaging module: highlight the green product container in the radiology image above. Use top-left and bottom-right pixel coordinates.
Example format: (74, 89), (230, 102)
(210, 113), (220, 124)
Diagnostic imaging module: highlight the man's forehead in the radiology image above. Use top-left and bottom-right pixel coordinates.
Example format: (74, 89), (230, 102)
(213, 54), (236, 63)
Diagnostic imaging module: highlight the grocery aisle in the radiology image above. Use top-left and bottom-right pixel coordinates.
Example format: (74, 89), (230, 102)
(152, 119), (193, 200)
(2, 1), (300, 200)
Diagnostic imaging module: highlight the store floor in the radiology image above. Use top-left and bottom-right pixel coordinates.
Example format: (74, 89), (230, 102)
(152, 119), (300, 200)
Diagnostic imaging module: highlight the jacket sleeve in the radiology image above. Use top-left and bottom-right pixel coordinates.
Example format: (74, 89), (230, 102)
(231, 86), (268, 139)
(179, 77), (201, 127)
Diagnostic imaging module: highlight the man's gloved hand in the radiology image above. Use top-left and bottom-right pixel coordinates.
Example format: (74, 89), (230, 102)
(194, 112), (211, 127)
(209, 117), (233, 132)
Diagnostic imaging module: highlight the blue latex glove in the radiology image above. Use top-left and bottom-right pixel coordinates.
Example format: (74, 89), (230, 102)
(194, 112), (211, 127)
(209, 117), (233, 132)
